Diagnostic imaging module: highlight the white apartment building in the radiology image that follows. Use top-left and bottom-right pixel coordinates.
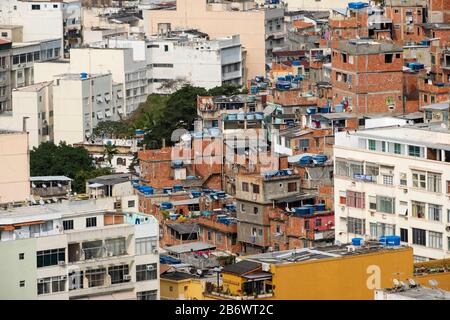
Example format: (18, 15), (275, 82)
(333, 125), (450, 262)
(52, 72), (123, 145)
(0, 0), (82, 57)
(0, 130), (29, 206)
(146, 33), (243, 93)
(69, 47), (147, 115)
(0, 198), (160, 300)
(0, 81), (53, 149)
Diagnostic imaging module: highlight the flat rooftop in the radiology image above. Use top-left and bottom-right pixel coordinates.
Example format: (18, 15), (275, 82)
(87, 173), (132, 186)
(339, 125), (450, 150)
(381, 286), (450, 300)
(13, 81), (53, 92)
(337, 40), (403, 54)
(245, 244), (409, 265)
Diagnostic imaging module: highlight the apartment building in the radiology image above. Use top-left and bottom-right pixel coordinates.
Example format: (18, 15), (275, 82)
(52, 72), (122, 145)
(0, 25), (23, 42)
(333, 125), (450, 261)
(384, 0), (428, 44)
(69, 47), (147, 115)
(331, 40), (406, 114)
(0, 40), (12, 113)
(143, 0), (286, 79)
(236, 169), (310, 254)
(0, 130), (29, 206)
(0, 198), (160, 300)
(0, 0), (82, 57)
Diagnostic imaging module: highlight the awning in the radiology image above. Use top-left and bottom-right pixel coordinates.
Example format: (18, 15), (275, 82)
(243, 272), (272, 282)
(89, 183), (104, 188)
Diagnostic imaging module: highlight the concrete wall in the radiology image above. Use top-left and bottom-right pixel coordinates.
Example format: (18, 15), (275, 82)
(0, 131), (29, 204)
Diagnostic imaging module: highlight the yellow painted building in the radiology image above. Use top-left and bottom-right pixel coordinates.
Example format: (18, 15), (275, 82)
(205, 245), (415, 300)
(414, 259), (450, 291)
(160, 271), (205, 300)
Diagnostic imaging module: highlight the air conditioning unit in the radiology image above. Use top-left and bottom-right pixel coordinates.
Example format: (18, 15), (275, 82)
(123, 274), (131, 281)
(446, 226), (450, 232)
(147, 265), (155, 271)
(38, 279), (45, 283)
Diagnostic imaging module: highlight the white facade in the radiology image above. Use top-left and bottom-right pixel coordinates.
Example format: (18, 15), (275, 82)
(69, 48), (147, 115)
(0, 198), (160, 300)
(147, 34), (243, 94)
(0, 0), (81, 57)
(0, 81), (53, 149)
(52, 73), (122, 145)
(333, 126), (450, 261)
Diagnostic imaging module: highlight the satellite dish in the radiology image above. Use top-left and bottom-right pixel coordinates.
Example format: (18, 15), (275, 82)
(196, 269), (203, 276)
(39, 199), (45, 205)
(440, 123), (448, 129)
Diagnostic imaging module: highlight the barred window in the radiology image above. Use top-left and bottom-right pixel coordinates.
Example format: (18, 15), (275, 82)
(335, 159), (349, 177)
(137, 290), (157, 300)
(345, 191), (365, 208)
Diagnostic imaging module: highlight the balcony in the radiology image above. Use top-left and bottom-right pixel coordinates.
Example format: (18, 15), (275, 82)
(32, 186), (70, 198)
(205, 275), (273, 300)
(68, 279), (134, 299)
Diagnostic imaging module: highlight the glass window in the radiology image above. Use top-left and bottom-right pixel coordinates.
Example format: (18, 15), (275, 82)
(62, 220), (73, 230)
(394, 143), (401, 154)
(36, 248), (65, 268)
(136, 264), (157, 282)
(376, 196), (395, 214)
(105, 238), (126, 256)
(400, 228), (408, 242)
(428, 204), (442, 222)
(108, 265), (129, 284)
(368, 140), (376, 151)
(428, 231), (442, 249)
(135, 237), (157, 255)
(346, 191), (365, 208)
(412, 201), (426, 219)
(288, 182), (297, 192)
(85, 268), (107, 287)
(412, 228), (426, 246)
(365, 163), (379, 176)
(242, 182), (249, 192)
(412, 171), (426, 189)
(427, 173), (441, 193)
(383, 175), (393, 185)
(349, 161), (363, 178)
(137, 290), (157, 300)
(252, 184), (260, 194)
(400, 173), (407, 186)
(408, 145), (421, 157)
(335, 159), (349, 177)
(86, 217), (97, 228)
(347, 217), (365, 235)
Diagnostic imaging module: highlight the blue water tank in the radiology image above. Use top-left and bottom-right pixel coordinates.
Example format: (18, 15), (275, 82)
(304, 204), (314, 214)
(227, 114), (237, 121)
(163, 187), (172, 194)
(277, 76), (286, 81)
(250, 86), (259, 94)
(292, 60), (300, 66)
(334, 104), (344, 113)
(385, 235), (401, 246)
(80, 72), (88, 79)
(191, 191), (201, 198)
(307, 107), (317, 114)
(293, 207), (311, 216)
(173, 185), (183, 192)
(217, 191), (226, 199)
(315, 203), (326, 212)
(161, 202), (173, 210)
(352, 237), (364, 246)
(299, 156), (313, 167)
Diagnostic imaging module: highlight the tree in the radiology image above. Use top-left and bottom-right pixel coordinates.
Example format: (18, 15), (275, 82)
(207, 84), (241, 96)
(72, 167), (113, 194)
(91, 121), (130, 139)
(103, 143), (118, 165)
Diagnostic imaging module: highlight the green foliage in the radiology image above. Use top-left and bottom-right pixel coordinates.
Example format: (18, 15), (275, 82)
(103, 143), (118, 165)
(30, 142), (112, 193)
(91, 121), (130, 139)
(207, 84), (241, 96)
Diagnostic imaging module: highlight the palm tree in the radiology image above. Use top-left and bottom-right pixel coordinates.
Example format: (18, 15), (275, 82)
(103, 143), (118, 165)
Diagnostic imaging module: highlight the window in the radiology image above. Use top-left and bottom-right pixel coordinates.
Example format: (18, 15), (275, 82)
(365, 163), (379, 177)
(298, 139), (309, 150)
(347, 217), (365, 235)
(37, 276), (65, 295)
(315, 219), (322, 227)
(423, 94), (428, 103)
(368, 139), (376, 151)
(288, 182), (297, 192)
(369, 196), (377, 210)
(428, 204), (442, 222)
(349, 161), (363, 178)
(427, 173), (441, 193)
(408, 145), (421, 157)
(31, 4), (41, 10)
(36, 248), (65, 268)
(207, 231), (212, 241)
(136, 264), (157, 282)
(253, 207), (259, 214)
(346, 191), (365, 208)
(412, 228), (426, 246)
(370, 223), (395, 237)
(447, 181), (450, 194)
(412, 171), (426, 189)
(105, 238), (126, 256)
(304, 220), (310, 230)
(240, 203), (245, 212)
(383, 175), (393, 186)
(136, 237), (157, 255)
(242, 182), (249, 192)
(394, 143), (401, 154)
(381, 141), (386, 152)
(428, 231), (442, 249)
(335, 159), (349, 177)
(19, 253), (24, 260)
(384, 54), (393, 63)
(412, 201), (426, 219)
(377, 196), (395, 214)
(216, 233), (222, 244)
(258, 229), (263, 236)
(108, 265), (129, 284)
(85, 268), (107, 287)
(137, 290), (157, 300)
(400, 173), (407, 186)
(400, 228), (408, 242)
(128, 200), (135, 208)
(252, 184), (260, 194)
(62, 220), (73, 230)
(164, 45), (169, 52)
(86, 217), (97, 228)
(19, 280), (25, 288)
(339, 191), (347, 205)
